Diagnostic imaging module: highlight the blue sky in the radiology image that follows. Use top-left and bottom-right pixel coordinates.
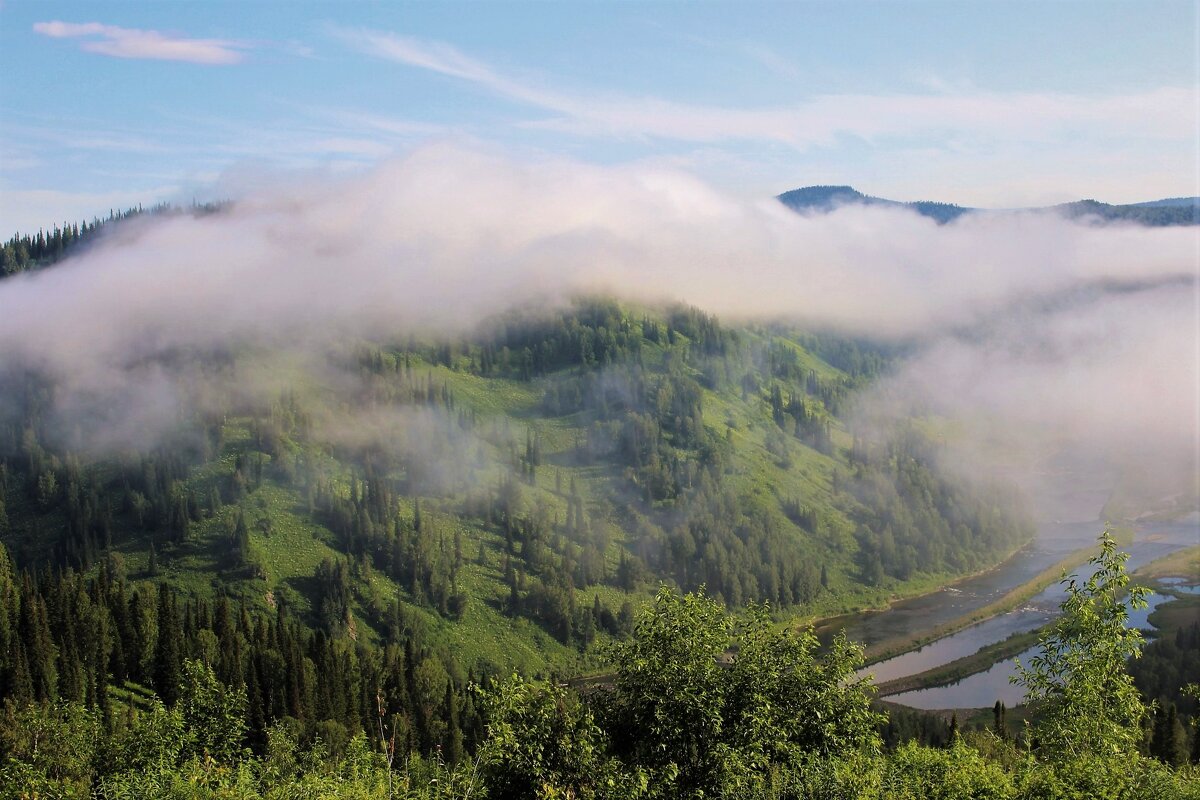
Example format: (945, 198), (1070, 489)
(1, 1), (1196, 232)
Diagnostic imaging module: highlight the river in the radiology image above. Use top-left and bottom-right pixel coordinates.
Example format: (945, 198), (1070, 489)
(828, 520), (1095, 654)
(884, 590), (1177, 710)
(861, 517), (1200, 685)
(818, 448), (1199, 710)
(825, 458), (1123, 652)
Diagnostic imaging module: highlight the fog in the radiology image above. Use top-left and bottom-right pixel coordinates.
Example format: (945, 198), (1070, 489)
(1, 143), (1195, 515)
(852, 277), (1197, 520)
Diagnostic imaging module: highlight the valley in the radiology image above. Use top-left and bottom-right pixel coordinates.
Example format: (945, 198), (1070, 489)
(3, 3), (1198, 794)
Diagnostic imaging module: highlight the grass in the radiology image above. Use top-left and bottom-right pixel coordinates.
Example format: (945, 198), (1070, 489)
(1131, 543), (1200, 635)
(1, 320), (1047, 681)
(109, 681), (160, 714)
(1146, 594), (1200, 633)
(1134, 544), (1200, 585)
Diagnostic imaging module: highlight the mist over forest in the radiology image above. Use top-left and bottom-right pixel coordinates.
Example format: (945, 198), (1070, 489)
(1, 5), (1198, 794)
(2, 115), (1200, 800)
(2, 146), (1195, 516)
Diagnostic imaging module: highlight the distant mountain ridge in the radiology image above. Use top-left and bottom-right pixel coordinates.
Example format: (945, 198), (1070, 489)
(777, 185), (1199, 226)
(1127, 197), (1199, 208)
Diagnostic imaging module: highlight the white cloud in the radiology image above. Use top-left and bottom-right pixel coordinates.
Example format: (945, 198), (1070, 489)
(338, 28), (566, 111)
(312, 108), (448, 138)
(737, 42), (803, 80)
(0, 145), (1193, 502)
(338, 28), (1195, 154)
(33, 20), (246, 65)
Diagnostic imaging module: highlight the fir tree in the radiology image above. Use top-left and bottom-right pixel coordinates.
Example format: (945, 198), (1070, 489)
(153, 585), (183, 706)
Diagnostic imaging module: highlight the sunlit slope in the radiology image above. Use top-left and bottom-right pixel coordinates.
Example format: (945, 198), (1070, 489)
(0, 300), (1032, 673)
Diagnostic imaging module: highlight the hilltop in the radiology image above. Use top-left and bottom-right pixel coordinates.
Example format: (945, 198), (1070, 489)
(778, 185), (1199, 226)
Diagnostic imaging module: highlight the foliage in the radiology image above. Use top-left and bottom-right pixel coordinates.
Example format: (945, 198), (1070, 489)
(478, 675), (644, 799)
(597, 588), (881, 797)
(1, 574), (1200, 798)
(603, 587), (734, 795)
(0, 700), (101, 797)
(727, 605), (882, 765)
(881, 739), (1015, 799)
(1128, 598), (1200, 764)
(1014, 526), (1149, 760)
(178, 658), (248, 765)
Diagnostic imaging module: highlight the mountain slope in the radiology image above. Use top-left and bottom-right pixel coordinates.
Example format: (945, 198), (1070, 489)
(0, 211), (1041, 764)
(0, 293), (1034, 677)
(777, 186), (971, 223)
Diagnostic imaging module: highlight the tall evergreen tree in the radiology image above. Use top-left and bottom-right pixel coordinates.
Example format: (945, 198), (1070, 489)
(153, 584), (183, 706)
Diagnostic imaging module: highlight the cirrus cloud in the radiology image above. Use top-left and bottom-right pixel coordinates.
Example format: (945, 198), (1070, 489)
(337, 27), (1195, 153)
(33, 20), (246, 65)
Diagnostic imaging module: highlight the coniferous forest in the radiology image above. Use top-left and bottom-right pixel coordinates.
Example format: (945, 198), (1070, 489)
(5, 0), (1198, 794)
(0, 209), (1196, 798)
(1, 532), (1199, 797)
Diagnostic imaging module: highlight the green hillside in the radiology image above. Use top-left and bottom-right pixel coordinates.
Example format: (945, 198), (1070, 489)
(0, 296), (1031, 671)
(8, 217), (1198, 800)
(0, 218), (1034, 762)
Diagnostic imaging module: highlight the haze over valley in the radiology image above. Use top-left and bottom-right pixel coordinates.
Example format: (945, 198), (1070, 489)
(1, 2), (1197, 796)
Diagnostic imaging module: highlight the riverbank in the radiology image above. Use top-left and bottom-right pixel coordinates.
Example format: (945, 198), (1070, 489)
(809, 536), (1037, 633)
(873, 628), (1043, 696)
(857, 537), (1105, 666)
(876, 543), (1200, 701)
(1135, 543), (1200, 584)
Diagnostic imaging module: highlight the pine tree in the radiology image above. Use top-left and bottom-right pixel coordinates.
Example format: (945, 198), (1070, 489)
(1191, 718), (1200, 764)
(20, 589), (57, 701)
(993, 700), (1008, 740)
(442, 681), (464, 764)
(153, 584), (183, 706)
(9, 638), (34, 703)
(1153, 703), (1189, 766)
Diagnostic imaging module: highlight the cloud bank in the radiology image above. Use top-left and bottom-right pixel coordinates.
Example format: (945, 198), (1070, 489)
(0, 145), (1194, 511)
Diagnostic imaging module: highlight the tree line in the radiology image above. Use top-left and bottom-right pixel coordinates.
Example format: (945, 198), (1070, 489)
(2, 532), (1198, 797)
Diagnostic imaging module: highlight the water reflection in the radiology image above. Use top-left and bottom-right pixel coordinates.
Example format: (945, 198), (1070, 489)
(849, 519), (1197, 682)
(885, 592), (1173, 710)
(1158, 576), (1200, 595)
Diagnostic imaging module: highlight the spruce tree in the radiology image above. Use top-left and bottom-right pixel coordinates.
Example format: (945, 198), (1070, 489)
(993, 700), (1008, 740)
(153, 584), (183, 706)
(443, 681), (464, 764)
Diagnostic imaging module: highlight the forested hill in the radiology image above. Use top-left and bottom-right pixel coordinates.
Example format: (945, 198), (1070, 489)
(777, 186), (972, 223)
(1, 202), (224, 279)
(0, 210), (1033, 766)
(778, 185), (1199, 226)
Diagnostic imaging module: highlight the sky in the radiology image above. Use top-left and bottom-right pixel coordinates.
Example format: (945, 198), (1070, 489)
(0, 2), (1195, 514)
(0, 1), (1197, 233)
